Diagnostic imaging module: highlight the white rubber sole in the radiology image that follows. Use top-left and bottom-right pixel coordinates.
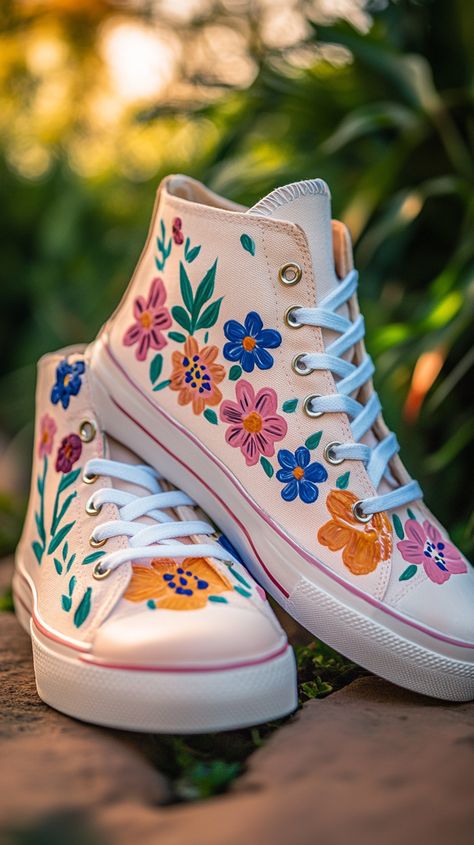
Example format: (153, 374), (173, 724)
(89, 338), (474, 702)
(12, 568), (297, 733)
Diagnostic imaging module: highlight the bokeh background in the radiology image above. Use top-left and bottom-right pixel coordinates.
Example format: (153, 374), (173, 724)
(0, 0), (473, 561)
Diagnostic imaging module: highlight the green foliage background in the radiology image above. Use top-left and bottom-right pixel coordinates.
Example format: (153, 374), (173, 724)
(0, 0), (472, 556)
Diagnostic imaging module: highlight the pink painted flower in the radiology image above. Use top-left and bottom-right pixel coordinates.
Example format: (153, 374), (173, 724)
(123, 278), (172, 362)
(397, 519), (467, 585)
(172, 217), (184, 245)
(220, 380), (287, 467)
(55, 433), (82, 473)
(38, 413), (57, 459)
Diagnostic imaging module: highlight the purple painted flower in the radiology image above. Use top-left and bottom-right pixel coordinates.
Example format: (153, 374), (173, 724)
(55, 433), (82, 473)
(397, 519), (467, 584)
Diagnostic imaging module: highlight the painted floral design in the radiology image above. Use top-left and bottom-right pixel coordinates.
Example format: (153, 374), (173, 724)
(124, 557), (233, 610)
(318, 489), (392, 575)
(220, 380), (287, 467)
(397, 519), (467, 584)
(38, 414), (57, 459)
(123, 277), (172, 362)
(172, 217), (184, 245)
(170, 336), (225, 415)
(50, 359), (85, 410)
(55, 433), (82, 474)
(276, 447), (328, 504)
(223, 312), (281, 373)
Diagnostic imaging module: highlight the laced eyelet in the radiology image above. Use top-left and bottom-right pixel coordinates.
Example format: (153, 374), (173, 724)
(302, 394), (323, 418)
(83, 471), (98, 485)
(89, 533), (107, 548)
(79, 419), (97, 443)
(324, 441), (345, 465)
(85, 499), (102, 517)
(292, 354), (312, 376)
(284, 306), (303, 329)
(93, 561), (111, 580)
(352, 500), (373, 523)
(278, 262), (302, 286)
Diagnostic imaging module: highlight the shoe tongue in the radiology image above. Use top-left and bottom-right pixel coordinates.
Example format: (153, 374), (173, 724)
(248, 179), (339, 303)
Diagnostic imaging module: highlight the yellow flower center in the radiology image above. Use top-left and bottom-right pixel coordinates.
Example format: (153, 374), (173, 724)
(140, 311), (153, 330)
(293, 466), (305, 480)
(243, 411), (263, 433)
(242, 336), (256, 351)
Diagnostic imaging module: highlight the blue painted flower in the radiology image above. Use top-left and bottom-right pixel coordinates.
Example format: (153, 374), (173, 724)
(276, 447), (328, 504)
(223, 311), (281, 373)
(50, 359), (85, 410)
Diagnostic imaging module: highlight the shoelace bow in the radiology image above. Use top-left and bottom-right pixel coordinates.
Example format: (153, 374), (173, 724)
(293, 269), (422, 517)
(84, 458), (238, 576)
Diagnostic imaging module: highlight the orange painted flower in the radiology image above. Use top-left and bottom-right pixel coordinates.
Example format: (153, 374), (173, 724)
(124, 557), (233, 610)
(170, 336), (225, 415)
(317, 489), (392, 575)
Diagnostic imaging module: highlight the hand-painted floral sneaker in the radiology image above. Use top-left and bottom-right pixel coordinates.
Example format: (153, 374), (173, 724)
(89, 175), (474, 702)
(14, 348), (297, 733)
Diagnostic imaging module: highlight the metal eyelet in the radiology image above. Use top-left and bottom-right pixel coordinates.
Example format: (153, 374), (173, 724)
(284, 306), (303, 329)
(324, 441), (345, 465)
(302, 394), (323, 418)
(83, 471), (98, 485)
(79, 419), (97, 443)
(85, 499), (102, 517)
(93, 561), (111, 580)
(89, 533), (107, 548)
(352, 500), (373, 523)
(292, 354), (312, 376)
(278, 262), (302, 286)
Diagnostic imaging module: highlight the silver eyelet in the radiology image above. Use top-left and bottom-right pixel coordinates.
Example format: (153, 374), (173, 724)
(292, 354), (312, 376)
(89, 533), (107, 548)
(79, 419), (97, 443)
(85, 499), (102, 517)
(324, 441), (345, 465)
(278, 262), (302, 286)
(284, 306), (303, 329)
(352, 500), (373, 523)
(83, 471), (98, 485)
(302, 394), (323, 418)
(93, 561), (111, 580)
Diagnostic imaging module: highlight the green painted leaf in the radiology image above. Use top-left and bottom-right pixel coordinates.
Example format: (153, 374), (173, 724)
(47, 521), (75, 555)
(179, 262), (194, 313)
(260, 456), (274, 478)
(393, 513), (404, 540)
(149, 353), (163, 384)
(186, 245), (201, 263)
(66, 553), (76, 573)
(305, 431), (322, 450)
(171, 305), (192, 332)
(204, 331), (209, 343)
(74, 587), (92, 628)
(35, 511), (46, 544)
(282, 398), (298, 413)
(399, 564), (417, 582)
(184, 236), (190, 256)
(240, 233), (256, 256)
(61, 594), (72, 612)
(160, 219), (165, 240)
(32, 541), (43, 564)
(168, 331), (186, 343)
(235, 586), (252, 599)
(52, 492), (76, 533)
(192, 259), (218, 322)
(153, 379), (171, 392)
(68, 575), (76, 596)
(82, 550), (106, 566)
(203, 408), (218, 425)
(146, 599), (156, 610)
(58, 468), (81, 495)
(208, 595), (228, 603)
(53, 557), (63, 575)
(407, 508), (417, 520)
(336, 471), (350, 490)
(155, 256), (164, 272)
(229, 566), (251, 590)
(62, 541), (68, 562)
(229, 365), (242, 381)
(195, 297), (223, 331)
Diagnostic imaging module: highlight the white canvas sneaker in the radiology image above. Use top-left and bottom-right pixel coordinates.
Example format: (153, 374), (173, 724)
(89, 174), (474, 701)
(14, 347), (297, 732)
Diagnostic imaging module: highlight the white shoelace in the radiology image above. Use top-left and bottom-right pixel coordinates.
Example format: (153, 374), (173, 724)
(292, 269), (422, 517)
(84, 458), (238, 576)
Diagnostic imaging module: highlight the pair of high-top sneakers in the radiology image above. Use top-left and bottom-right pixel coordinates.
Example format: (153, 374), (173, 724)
(15, 176), (474, 733)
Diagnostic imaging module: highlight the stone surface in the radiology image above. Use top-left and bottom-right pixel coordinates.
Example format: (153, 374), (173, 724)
(1, 555), (473, 845)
